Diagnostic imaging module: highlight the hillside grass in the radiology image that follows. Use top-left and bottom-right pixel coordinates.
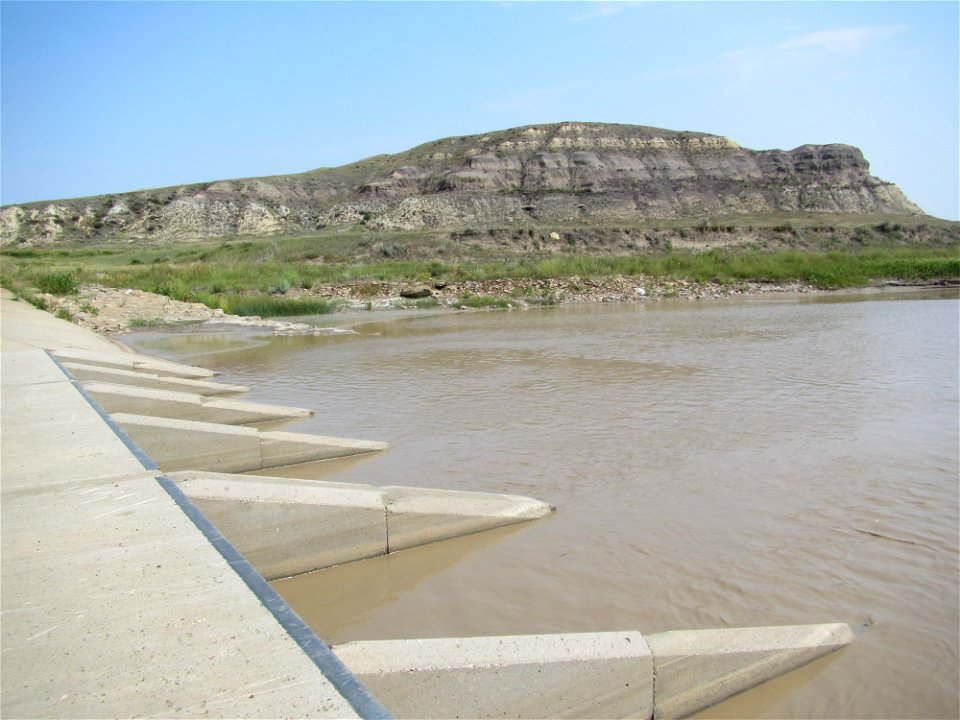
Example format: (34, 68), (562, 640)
(2, 222), (957, 317)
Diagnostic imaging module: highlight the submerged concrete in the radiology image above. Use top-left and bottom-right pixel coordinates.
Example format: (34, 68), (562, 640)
(171, 471), (554, 579)
(335, 624), (856, 719)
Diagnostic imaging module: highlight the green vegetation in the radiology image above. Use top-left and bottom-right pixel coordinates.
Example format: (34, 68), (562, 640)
(1, 217), (956, 318)
(34, 271), (78, 295)
(128, 316), (167, 328)
(455, 295), (512, 309)
(220, 296), (340, 317)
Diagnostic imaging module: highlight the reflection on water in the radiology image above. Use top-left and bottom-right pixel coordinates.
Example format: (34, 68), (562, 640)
(124, 289), (960, 720)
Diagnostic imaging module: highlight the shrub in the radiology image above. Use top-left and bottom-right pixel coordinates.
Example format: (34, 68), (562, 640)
(269, 279), (291, 295)
(128, 316), (164, 328)
(222, 296), (339, 317)
(455, 295), (510, 309)
(34, 272), (78, 296)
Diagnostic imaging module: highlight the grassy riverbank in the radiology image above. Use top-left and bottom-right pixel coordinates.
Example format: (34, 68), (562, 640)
(2, 220), (957, 317)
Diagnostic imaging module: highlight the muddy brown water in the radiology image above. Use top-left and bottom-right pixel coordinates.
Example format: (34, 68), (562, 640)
(124, 289), (959, 719)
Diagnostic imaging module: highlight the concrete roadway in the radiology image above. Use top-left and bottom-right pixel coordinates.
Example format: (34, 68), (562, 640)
(0, 291), (389, 718)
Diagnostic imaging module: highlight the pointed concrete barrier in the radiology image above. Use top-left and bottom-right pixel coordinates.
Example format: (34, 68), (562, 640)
(335, 633), (652, 720)
(384, 485), (556, 552)
(52, 347), (217, 379)
(333, 624), (855, 719)
(169, 471), (554, 579)
(112, 414), (388, 473)
(83, 382), (313, 424)
(61, 362), (247, 396)
(645, 622), (857, 719)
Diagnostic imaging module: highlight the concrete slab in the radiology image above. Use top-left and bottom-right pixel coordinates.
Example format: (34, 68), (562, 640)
(171, 472), (388, 580)
(112, 414), (389, 473)
(169, 472), (554, 580)
(1, 349), (78, 387)
(112, 413), (263, 472)
(0, 292), (124, 353)
(83, 382), (312, 424)
(0, 343), (386, 718)
(60, 362), (248, 395)
(83, 382), (206, 421)
(384, 485), (555, 552)
(260, 431), (389, 468)
(334, 632), (653, 719)
(1, 354), (150, 492)
(202, 397), (313, 425)
(52, 347), (217, 379)
(645, 623), (857, 719)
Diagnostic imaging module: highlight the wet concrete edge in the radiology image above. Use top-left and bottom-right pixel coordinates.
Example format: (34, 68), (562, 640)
(45, 351), (394, 720)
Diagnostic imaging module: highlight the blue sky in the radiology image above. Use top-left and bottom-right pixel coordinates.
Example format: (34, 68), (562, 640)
(2, 1), (958, 219)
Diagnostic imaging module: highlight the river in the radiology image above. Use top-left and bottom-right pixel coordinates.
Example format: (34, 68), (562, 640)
(124, 288), (959, 719)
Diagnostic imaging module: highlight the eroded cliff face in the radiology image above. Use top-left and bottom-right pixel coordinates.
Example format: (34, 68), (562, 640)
(0, 122), (925, 245)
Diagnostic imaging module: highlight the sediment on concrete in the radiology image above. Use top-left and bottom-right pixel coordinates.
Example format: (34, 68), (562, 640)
(334, 624), (856, 720)
(112, 413), (388, 473)
(169, 471), (555, 580)
(84, 381), (313, 424)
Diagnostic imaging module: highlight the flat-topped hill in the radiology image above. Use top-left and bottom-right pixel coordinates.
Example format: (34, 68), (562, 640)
(0, 122), (928, 245)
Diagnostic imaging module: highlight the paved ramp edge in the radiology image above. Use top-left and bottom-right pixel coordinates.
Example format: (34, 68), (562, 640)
(46, 351), (394, 720)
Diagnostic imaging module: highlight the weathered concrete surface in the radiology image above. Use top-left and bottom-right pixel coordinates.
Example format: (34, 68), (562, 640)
(61, 361), (248, 395)
(0, 338), (380, 714)
(83, 381), (313, 424)
(645, 623), (857, 719)
(172, 472), (388, 579)
(83, 381), (313, 425)
(84, 381), (207, 421)
(0, 291), (126, 354)
(170, 472), (554, 579)
(334, 633), (653, 720)
(334, 624), (856, 719)
(384, 485), (556, 552)
(113, 414), (389, 473)
(52, 346), (217, 378)
(260, 430), (388, 468)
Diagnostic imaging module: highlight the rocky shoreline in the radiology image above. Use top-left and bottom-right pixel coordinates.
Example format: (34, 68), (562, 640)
(40, 275), (952, 336)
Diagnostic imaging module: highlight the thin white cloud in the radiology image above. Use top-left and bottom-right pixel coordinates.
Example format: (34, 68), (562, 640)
(724, 25), (909, 78)
(775, 26), (906, 54)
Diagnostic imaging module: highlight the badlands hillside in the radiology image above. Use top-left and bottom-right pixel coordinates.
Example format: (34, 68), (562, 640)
(0, 122), (930, 246)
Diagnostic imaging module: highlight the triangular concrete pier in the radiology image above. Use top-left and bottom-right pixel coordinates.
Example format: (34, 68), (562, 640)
(645, 623), (857, 718)
(170, 471), (555, 580)
(333, 623), (856, 719)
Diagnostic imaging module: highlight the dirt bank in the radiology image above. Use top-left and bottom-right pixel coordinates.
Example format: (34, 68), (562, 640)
(39, 275), (948, 336)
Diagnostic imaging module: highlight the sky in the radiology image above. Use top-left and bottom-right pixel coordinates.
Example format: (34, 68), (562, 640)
(1, 1), (958, 220)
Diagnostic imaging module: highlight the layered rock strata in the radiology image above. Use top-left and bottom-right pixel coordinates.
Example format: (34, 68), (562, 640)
(1, 122), (923, 244)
